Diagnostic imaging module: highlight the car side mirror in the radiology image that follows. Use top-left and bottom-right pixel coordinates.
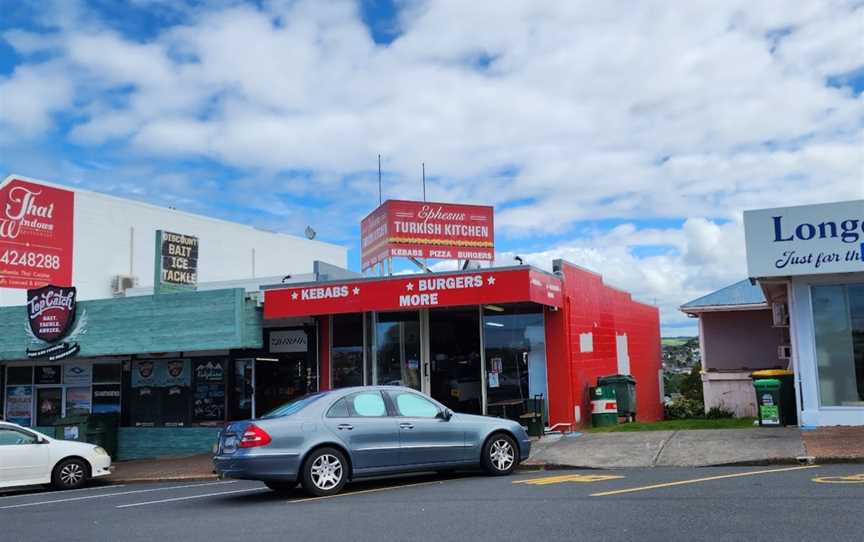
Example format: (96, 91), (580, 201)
(437, 409), (453, 421)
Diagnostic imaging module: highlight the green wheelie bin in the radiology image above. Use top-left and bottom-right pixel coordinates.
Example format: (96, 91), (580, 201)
(753, 379), (782, 426)
(752, 369), (797, 426)
(53, 415), (89, 442)
(590, 386), (618, 427)
(598, 375), (637, 421)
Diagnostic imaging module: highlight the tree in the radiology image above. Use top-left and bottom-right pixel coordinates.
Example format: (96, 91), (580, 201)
(679, 363), (704, 403)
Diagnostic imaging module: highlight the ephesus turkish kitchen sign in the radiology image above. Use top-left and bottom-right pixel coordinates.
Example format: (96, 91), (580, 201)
(155, 230), (198, 293)
(0, 178), (75, 289)
(360, 200), (494, 271)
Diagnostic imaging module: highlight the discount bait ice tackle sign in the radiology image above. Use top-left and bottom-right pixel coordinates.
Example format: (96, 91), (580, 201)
(0, 177), (75, 289)
(744, 200), (864, 278)
(155, 230), (199, 293)
(25, 284), (87, 361)
(360, 200), (494, 271)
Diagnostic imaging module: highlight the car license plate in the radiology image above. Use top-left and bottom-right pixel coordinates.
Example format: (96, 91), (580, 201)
(222, 436), (237, 454)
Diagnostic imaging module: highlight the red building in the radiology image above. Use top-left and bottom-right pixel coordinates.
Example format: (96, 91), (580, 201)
(263, 259), (662, 430)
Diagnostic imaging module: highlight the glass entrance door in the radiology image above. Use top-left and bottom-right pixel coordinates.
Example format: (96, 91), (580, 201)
(429, 307), (482, 414)
(373, 312), (422, 390)
(483, 305), (548, 423)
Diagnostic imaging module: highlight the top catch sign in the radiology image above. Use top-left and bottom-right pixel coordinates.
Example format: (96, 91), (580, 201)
(360, 200), (494, 271)
(744, 200), (864, 278)
(0, 177), (75, 289)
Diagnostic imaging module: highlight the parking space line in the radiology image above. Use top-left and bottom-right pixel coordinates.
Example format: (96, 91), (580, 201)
(116, 487), (268, 508)
(0, 484), (126, 500)
(288, 479), (448, 504)
(0, 481), (236, 510)
(591, 465), (819, 497)
(812, 473), (864, 484)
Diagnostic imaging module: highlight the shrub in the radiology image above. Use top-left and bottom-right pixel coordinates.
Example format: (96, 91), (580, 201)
(664, 397), (705, 419)
(706, 406), (735, 419)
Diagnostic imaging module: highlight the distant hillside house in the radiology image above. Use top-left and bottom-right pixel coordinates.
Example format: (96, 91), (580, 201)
(681, 280), (789, 418)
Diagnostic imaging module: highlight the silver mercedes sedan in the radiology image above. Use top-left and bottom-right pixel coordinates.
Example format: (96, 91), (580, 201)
(213, 386), (532, 496)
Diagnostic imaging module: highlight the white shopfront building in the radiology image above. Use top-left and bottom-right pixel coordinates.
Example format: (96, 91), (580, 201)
(744, 200), (864, 427)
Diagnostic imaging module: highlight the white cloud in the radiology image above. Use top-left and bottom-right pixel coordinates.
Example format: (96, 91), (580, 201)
(1, 0), (862, 335)
(497, 217), (747, 335)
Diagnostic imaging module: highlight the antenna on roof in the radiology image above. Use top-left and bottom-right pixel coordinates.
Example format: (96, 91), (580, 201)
(378, 154), (383, 205)
(422, 162), (426, 201)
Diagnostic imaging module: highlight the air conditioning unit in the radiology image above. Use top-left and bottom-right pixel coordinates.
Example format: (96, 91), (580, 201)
(772, 303), (789, 327)
(112, 274), (138, 296)
(778, 345), (792, 360)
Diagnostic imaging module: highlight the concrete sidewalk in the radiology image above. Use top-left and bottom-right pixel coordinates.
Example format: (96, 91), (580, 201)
(109, 454), (216, 483)
(525, 426), (864, 469)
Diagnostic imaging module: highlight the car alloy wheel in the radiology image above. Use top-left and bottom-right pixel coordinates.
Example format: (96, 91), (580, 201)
(53, 458), (89, 490)
(301, 447), (348, 497)
(311, 453), (343, 491)
(490, 438), (515, 471)
(482, 433), (518, 476)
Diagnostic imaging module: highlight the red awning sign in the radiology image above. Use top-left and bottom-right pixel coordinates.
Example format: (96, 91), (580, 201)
(264, 268), (562, 319)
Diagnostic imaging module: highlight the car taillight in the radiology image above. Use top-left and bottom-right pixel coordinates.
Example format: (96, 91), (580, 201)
(239, 424), (272, 448)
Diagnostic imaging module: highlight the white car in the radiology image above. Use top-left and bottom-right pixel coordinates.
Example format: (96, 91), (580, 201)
(0, 421), (113, 490)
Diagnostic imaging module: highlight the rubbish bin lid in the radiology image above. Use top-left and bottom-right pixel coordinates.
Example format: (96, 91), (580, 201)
(598, 374), (636, 384)
(752, 369), (793, 377)
(753, 378), (782, 389)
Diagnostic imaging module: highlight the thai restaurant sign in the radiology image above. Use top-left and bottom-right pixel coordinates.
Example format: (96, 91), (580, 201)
(360, 200), (494, 271)
(0, 177), (75, 289)
(264, 268), (562, 319)
(744, 200), (864, 278)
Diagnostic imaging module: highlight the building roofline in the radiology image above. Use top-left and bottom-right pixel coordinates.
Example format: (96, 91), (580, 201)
(1, 173), (346, 252)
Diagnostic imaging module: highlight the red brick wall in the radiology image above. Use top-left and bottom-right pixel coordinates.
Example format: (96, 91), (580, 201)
(545, 261), (663, 429)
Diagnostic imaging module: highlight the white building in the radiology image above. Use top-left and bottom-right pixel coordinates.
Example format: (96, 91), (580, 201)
(0, 174), (347, 306)
(744, 199), (864, 426)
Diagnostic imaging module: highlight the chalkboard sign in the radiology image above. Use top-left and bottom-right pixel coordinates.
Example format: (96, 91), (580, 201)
(193, 359), (226, 421)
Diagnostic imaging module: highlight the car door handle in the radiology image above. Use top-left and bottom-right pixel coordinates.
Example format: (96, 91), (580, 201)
(337, 424), (354, 431)
(399, 423), (415, 430)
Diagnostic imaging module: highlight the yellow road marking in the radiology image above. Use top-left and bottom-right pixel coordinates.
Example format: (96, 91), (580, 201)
(513, 474), (624, 486)
(812, 473), (864, 484)
(591, 465), (820, 497)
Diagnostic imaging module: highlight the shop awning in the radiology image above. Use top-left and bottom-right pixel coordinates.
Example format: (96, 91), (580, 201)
(264, 266), (563, 319)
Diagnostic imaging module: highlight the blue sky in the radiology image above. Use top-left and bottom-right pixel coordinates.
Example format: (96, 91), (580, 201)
(1, 0), (862, 335)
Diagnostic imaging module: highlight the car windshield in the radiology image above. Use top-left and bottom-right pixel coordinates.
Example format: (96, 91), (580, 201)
(261, 393), (326, 419)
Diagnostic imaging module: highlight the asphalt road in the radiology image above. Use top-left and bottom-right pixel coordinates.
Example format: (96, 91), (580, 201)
(1, 464), (863, 542)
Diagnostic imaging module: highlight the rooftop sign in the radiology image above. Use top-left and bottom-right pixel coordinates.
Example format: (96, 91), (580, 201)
(744, 200), (864, 278)
(360, 200), (494, 271)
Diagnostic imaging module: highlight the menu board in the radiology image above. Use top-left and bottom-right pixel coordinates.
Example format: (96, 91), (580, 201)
(193, 359), (226, 421)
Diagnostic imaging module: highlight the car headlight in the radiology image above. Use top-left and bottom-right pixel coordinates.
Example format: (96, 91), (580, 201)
(93, 446), (108, 456)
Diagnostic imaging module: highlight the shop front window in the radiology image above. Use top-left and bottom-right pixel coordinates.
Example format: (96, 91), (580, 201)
(813, 284), (864, 407)
(483, 305), (548, 422)
(332, 314), (364, 388)
(36, 388), (62, 427)
(374, 311), (421, 390)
